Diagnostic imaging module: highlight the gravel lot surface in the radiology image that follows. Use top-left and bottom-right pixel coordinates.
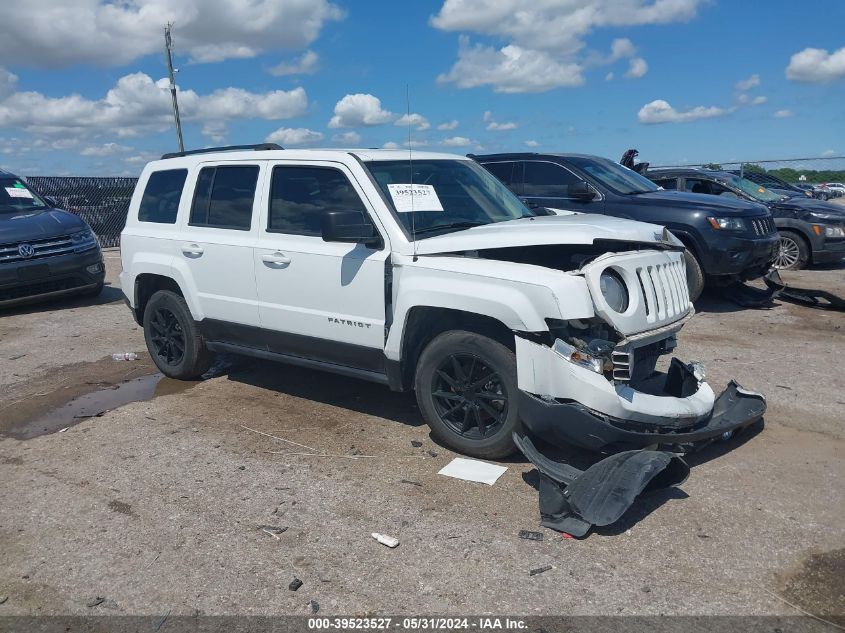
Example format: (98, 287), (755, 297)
(0, 251), (842, 618)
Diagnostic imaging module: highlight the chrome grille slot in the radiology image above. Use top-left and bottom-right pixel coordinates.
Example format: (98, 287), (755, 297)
(612, 350), (631, 382)
(0, 235), (76, 264)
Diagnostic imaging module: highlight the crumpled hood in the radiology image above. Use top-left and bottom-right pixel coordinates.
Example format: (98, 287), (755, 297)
(413, 214), (667, 255)
(0, 208), (86, 244)
(631, 190), (767, 216)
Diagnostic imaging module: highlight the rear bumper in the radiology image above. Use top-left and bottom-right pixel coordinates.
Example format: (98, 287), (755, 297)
(0, 246), (104, 308)
(519, 381), (766, 452)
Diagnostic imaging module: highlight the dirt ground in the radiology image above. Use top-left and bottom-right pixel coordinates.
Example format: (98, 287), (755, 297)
(0, 251), (843, 619)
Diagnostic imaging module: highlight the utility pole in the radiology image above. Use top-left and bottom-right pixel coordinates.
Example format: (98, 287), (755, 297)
(164, 23), (184, 153)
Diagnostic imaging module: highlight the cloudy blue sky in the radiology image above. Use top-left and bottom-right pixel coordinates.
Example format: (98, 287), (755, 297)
(0, 0), (843, 176)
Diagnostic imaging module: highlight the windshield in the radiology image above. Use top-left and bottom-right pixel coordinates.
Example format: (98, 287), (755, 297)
(0, 178), (49, 214)
(566, 156), (658, 195)
(719, 174), (784, 202)
(365, 159), (533, 238)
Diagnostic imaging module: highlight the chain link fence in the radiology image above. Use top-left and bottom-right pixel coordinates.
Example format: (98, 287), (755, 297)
(25, 176), (138, 248)
(652, 156), (845, 202)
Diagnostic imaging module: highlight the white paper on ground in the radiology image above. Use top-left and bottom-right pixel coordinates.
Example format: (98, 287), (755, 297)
(386, 183), (444, 213)
(437, 457), (507, 485)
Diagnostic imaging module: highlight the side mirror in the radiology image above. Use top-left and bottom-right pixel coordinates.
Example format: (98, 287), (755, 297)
(321, 210), (381, 247)
(569, 181), (596, 201)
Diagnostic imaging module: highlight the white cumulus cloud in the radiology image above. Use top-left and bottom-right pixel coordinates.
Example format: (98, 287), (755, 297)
(786, 47), (845, 83)
(524, 140), (539, 147)
(0, 0), (343, 67)
(437, 120), (459, 130)
(269, 50), (319, 76)
(80, 142), (133, 156)
(625, 57), (648, 78)
(773, 109), (794, 118)
(328, 93), (393, 128)
(437, 38), (584, 93)
(0, 69), (308, 139)
(382, 141), (401, 149)
(441, 136), (474, 147)
(735, 74), (760, 91)
(265, 127), (323, 146)
(331, 131), (362, 144)
(395, 113), (430, 131)
(638, 99), (728, 124)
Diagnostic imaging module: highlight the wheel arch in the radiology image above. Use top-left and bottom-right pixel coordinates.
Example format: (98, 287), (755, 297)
(390, 306), (516, 392)
(134, 274), (186, 325)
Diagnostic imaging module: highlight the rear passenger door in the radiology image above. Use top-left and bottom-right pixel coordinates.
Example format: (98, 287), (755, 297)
(254, 161), (389, 371)
(177, 161), (265, 327)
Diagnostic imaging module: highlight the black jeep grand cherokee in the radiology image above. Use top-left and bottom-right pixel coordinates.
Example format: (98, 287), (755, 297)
(473, 153), (779, 302)
(0, 170), (104, 308)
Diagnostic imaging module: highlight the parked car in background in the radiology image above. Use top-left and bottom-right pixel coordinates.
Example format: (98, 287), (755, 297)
(812, 184), (837, 201)
(0, 169), (104, 308)
(647, 168), (845, 270)
(726, 170), (812, 199)
(472, 153), (779, 301)
(821, 182), (845, 197)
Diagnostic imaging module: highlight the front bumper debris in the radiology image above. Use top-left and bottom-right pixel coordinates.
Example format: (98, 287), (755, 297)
(519, 379), (766, 453)
(513, 433), (689, 538)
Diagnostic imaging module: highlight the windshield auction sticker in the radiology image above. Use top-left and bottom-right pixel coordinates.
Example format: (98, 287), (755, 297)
(5, 186), (34, 198)
(387, 183), (444, 213)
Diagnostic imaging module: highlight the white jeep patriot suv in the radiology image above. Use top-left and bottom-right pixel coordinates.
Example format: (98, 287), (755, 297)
(120, 144), (765, 459)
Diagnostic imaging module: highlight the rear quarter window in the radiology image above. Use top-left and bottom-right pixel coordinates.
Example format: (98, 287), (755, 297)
(138, 169), (188, 223)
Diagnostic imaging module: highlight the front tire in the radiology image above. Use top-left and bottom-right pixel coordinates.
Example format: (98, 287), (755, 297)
(774, 230), (810, 270)
(683, 249), (705, 303)
(143, 290), (213, 379)
(414, 330), (520, 459)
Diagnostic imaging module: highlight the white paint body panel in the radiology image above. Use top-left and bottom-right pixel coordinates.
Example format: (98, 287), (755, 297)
(515, 337), (716, 423)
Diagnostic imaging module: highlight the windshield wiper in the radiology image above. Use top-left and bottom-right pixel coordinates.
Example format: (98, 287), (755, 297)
(412, 221), (487, 236)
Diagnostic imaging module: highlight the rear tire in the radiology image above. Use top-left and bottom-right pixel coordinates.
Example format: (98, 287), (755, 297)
(774, 230), (810, 270)
(414, 330), (520, 459)
(143, 290), (213, 379)
(683, 249), (705, 303)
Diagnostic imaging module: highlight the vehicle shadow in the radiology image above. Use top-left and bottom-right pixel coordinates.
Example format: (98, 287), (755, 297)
(0, 283), (124, 317)
(222, 357), (426, 429)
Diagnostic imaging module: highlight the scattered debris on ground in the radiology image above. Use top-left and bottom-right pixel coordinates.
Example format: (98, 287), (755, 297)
(518, 530), (544, 541)
(437, 457), (507, 485)
(529, 566), (553, 576)
(372, 533), (400, 548)
(289, 578), (303, 592)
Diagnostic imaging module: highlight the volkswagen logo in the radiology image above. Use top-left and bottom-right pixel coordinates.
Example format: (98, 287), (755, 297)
(18, 243), (35, 258)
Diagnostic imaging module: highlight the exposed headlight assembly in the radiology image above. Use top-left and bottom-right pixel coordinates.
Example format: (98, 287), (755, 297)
(824, 226), (845, 238)
(599, 269), (629, 313)
(707, 217), (747, 231)
(553, 339), (604, 374)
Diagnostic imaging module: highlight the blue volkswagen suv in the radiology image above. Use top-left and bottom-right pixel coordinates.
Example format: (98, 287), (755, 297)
(0, 169), (104, 308)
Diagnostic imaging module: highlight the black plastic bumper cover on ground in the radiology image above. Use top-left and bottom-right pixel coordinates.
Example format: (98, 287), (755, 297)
(513, 433), (690, 537)
(519, 381), (766, 453)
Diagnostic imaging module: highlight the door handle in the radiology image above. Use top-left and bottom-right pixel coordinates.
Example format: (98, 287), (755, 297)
(261, 252), (291, 266)
(181, 243), (204, 256)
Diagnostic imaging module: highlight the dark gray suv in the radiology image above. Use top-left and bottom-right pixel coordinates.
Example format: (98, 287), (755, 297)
(0, 169), (105, 308)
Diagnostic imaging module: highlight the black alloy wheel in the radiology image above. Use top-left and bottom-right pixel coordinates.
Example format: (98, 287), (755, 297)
(431, 353), (509, 440)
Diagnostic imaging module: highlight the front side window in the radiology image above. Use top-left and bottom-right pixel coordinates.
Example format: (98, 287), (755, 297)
(190, 165), (259, 230)
(522, 161), (579, 197)
(268, 166), (368, 236)
(652, 177), (678, 190)
(365, 159), (533, 238)
(0, 178), (48, 214)
(566, 156), (658, 195)
(138, 169), (187, 223)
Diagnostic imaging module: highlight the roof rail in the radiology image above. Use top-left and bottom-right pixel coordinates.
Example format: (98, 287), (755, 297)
(161, 143), (283, 160)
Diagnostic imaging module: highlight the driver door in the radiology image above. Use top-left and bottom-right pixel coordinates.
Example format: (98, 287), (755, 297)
(254, 161), (390, 371)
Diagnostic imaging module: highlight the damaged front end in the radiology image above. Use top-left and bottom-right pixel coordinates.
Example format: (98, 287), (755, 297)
(515, 249), (767, 454)
(512, 249), (767, 535)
